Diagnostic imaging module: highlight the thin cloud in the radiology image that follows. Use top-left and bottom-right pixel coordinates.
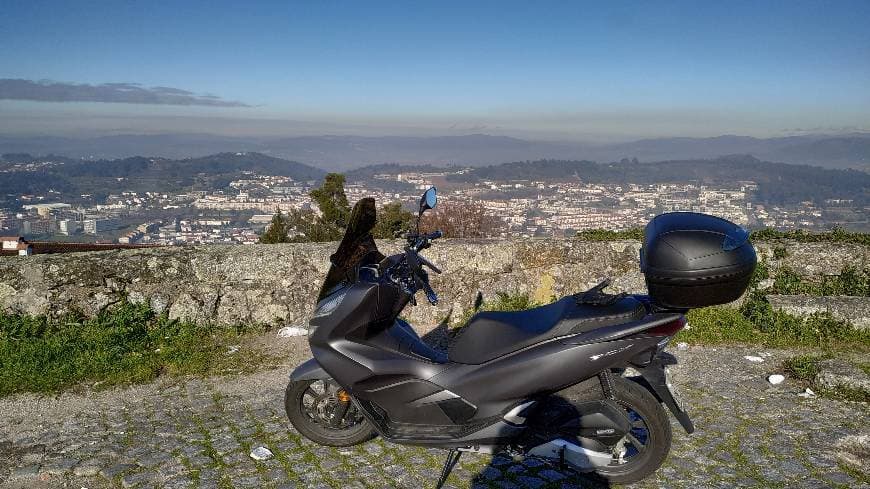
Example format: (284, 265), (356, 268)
(0, 79), (250, 107)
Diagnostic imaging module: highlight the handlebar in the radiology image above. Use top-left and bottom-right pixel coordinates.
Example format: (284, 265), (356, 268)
(396, 230), (443, 305)
(406, 230), (443, 251)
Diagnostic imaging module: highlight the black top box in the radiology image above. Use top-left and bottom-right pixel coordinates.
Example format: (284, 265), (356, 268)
(640, 212), (757, 309)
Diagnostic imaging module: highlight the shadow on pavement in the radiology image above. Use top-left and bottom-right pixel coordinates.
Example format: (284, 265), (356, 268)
(467, 453), (613, 488)
(421, 313), (614, 489)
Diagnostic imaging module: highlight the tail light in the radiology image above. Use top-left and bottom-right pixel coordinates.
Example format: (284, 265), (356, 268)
(645, 317), (687, 337)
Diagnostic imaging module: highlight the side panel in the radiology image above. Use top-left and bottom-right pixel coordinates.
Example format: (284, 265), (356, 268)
(431, 335), (664, 421)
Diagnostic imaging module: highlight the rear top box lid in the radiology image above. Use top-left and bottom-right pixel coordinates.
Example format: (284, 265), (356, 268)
(641, 212), (756, 280)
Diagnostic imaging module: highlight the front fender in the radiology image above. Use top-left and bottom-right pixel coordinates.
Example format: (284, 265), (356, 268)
(289, 358), (330, 382)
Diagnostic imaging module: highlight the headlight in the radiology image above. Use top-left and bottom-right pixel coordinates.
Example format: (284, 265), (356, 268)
(312, 291), (346, 318)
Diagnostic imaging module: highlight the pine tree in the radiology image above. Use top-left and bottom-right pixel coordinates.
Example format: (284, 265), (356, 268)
(259, 210), (291, 243)
(373, 202), (414, 238)
(310, 173), (350, 229)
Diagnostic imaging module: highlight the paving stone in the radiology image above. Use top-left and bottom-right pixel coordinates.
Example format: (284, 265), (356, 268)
(100, 462), (137, 478)
(39, 457), (80, 475)
(121, 470), (159, 488)
(73, 459), (103, 477)
(1, 346), (867, 489)
(8, 465), (40, 480)
(136, 451), (173, 468)
(516, 475), (547, 488)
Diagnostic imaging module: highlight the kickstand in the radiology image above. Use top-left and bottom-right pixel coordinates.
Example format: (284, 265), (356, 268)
(435, 449), (462, 489)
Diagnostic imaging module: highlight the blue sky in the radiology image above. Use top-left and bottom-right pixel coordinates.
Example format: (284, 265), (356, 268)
(1, 0), (869, 140)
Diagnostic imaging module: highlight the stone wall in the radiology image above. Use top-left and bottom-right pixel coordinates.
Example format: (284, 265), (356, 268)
(0, 239), (867, 333)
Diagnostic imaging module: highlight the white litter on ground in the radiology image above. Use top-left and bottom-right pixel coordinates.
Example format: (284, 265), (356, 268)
(676, 342), (689, 351)
(277, 326), (307, 338)
(250, 446), (274, 461)
(798, 387), (816, 398)
(744, 355), (764, 363)
(226, 345), (240, 355)
(768, 374), (785, 385)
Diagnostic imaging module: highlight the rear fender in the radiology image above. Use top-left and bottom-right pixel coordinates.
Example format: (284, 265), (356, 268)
(289, 358), (330, 382)
(634, 356), (695, 433)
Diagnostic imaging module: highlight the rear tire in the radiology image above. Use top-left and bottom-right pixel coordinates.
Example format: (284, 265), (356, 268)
(593, 376), (672, 484)
(285, 379), (377, 447)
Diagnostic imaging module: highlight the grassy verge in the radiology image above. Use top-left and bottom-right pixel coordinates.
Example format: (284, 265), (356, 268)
(0, 301), (275, 396)
(575, 228), (644, 241)
(768, 265), (869, 297)
(676, 293), (870, 351)
(750, 227), (870, 245)
(781, 354), (870, 402)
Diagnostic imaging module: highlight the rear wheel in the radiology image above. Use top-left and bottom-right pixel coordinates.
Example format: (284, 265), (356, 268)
(593, 376), (672, 484)
(285, 379), (377, 447)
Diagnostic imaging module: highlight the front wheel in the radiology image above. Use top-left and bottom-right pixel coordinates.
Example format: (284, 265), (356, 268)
(593, 376), (672, 484)
(285, 379), (377, 447)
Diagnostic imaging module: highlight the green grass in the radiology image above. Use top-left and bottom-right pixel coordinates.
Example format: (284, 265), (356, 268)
(575, 228), (645, 241)
(780, 354), (870, 403)
(781, 354), (831, 382)
(750, 227), (870, 245)
(676, 293), (870, 351)
(772, 245), (789, 260)
(768, 265), (869, 297)
(0, 301), (274, 396)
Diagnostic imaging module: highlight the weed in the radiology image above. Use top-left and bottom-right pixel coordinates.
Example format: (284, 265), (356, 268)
(767, 265), (870, 297)
(781, 354), (870, 403)
(678, 296), (870, 351)
(781, 354), (831, 382)
(575, 228), (644, 241)
(750, 227), (870, 245)
(773, 246), (788, 259)
(821, 384), (870, 403)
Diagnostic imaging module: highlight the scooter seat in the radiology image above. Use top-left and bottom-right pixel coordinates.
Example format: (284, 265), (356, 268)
(449, 296), (646, 364)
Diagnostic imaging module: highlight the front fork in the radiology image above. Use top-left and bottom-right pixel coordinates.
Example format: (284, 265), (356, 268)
(635, 356), (695, 433)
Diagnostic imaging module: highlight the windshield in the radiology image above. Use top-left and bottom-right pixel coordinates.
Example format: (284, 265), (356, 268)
(317, 197), (385, 301)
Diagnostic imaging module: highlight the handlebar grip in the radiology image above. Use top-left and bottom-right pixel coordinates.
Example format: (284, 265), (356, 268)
(429, 230), (443, 240)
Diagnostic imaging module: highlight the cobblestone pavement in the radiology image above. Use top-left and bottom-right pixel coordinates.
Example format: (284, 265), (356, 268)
(1, 346), (867, 489)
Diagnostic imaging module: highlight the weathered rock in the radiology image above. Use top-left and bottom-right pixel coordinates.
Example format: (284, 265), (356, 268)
(0, 240), (867, 336)
(835, 435), (870, 476)
(769, 295), (870, 330)
(816, 359), (870, 394)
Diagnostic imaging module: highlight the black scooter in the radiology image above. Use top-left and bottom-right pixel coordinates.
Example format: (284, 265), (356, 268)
(286, 187), (756, 486)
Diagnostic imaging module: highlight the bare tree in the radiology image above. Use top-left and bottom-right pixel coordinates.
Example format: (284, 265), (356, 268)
(420, 201), (503, 238)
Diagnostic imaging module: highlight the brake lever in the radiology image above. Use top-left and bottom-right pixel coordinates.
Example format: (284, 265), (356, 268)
(418, 254), (442, 274)
(422, 280), (438, 305)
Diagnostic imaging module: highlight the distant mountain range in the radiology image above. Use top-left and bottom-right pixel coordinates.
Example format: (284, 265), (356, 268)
(1, 132), (869, 171)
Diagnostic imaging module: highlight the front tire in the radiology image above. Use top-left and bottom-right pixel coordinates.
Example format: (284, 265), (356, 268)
(285, 379), (377, 447)
(593, 376), (672, 484)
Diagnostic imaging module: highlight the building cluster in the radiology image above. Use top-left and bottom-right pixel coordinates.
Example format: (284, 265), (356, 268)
(0, 167), (865, 249)
(193, 174), (317, 213)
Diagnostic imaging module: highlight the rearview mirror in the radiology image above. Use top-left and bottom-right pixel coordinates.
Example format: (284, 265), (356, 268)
(419, 187), (437, 216)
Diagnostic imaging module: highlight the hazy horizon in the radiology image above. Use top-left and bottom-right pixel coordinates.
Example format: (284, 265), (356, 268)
(2, 1), (869, 142)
